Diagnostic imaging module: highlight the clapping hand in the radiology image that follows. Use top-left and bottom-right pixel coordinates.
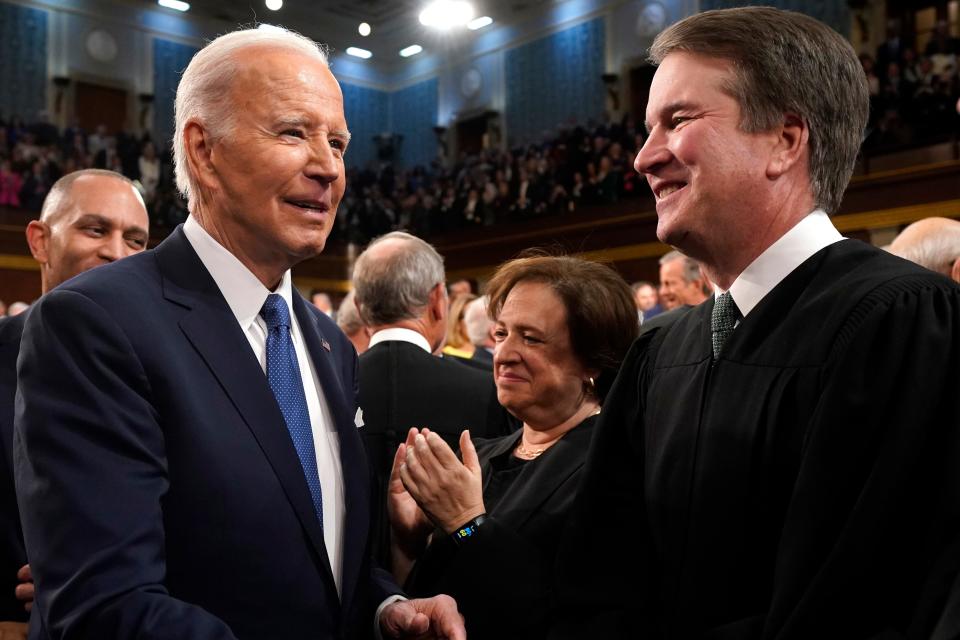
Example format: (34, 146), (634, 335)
(399, 429), (484, 534)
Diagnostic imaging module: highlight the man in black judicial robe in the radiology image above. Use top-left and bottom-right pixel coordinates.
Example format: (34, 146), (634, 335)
(552, 8), (960, 640)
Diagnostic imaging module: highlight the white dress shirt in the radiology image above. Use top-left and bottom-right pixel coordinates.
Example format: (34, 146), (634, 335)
(183, 215), (346, 596)
(368, 327), (432, 353)
(718, 210), (845, 318)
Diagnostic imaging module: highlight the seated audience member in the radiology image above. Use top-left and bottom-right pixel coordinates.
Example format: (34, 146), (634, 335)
(0, 161), (22, 208)
(888, 216), (960, 282)
(463, 296), (495, 365)
(631, 280), (662, 322)
(352, 232), (512, 564)
(658, 250), (710, 310)
(0, 169), (148, 639)
(137, 141), (161, 205)
(389, 254), (638, 640)
(335, 289), (372, 354)
(442, 293), (477, 360)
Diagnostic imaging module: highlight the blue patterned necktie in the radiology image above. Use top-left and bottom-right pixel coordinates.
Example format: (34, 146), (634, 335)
(260, 294), (324, 527)
(711, 292), (742, 361)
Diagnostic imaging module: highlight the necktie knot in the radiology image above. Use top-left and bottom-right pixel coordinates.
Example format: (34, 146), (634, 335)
(711, 292), (742, 361)
(260, 293), (290, 331)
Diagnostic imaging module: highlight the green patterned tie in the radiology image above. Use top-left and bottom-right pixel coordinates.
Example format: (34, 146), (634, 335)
(711, 292), (741, 361)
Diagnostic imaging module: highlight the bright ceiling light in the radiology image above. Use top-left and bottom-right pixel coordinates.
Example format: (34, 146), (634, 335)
(265, 0), (282, 11)
(359, 22), (371, 36)
(467, 16), (492, 30)
(346, 47), (373, 59)
(399, 44), (423, 57)
(158, 0), (190, 11)
(419, 0), (474, 29)
(258, 23), (285, 33)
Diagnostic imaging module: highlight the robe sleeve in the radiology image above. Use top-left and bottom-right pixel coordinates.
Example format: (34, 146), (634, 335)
(764, 275), (960, 639)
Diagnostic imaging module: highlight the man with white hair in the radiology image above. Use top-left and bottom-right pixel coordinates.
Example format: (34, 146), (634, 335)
(352, 232), (511, 566)
(15, 28), (463, 640)
(657, 250), (710, 310)
(888, 216), (960, 283)
(462, 295), (495, 365)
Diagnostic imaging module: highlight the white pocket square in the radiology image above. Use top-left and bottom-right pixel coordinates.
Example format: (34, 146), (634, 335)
(354, 407), (364, 429)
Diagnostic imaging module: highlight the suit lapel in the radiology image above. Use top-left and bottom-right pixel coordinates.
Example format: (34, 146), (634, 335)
(155, 229), (334, 584)
(485, 420), (595, 530)
(292, 295), (368, 615)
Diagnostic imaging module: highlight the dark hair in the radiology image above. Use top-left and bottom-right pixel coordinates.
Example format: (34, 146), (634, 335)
(486, 252), (638, 400)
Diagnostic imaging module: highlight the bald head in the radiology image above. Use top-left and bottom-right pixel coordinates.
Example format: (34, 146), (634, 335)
(352, 231), (447, 349)
(889, 217), (960, 283)
(27, 170), (150, 293)
(352, 231), (446, 326)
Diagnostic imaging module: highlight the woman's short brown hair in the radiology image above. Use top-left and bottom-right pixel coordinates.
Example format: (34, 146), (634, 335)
(485, 253), (639, 399)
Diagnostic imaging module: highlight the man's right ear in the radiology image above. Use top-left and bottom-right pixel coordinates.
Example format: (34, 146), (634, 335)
(183, 121), (218, 194)
(429, 282), (447, 322)
(25, 220), (49, 265)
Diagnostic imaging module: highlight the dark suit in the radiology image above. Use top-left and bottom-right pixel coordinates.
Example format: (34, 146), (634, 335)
(14, 227), (397, 639)
(0, 313), (27, 623)
(358, 339), (515, 563)
(407, 418), (597, 640)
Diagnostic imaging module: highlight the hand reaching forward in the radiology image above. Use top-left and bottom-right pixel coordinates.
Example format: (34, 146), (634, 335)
(380, 594), (465, 640)
(399, 430), (484, 534)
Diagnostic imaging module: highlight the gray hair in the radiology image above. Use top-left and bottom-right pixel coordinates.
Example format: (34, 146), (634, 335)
(335, 290), (365, 335)
(173, 27), (328, 204)
(889, 218), (960, 276)
(352, 231), (446, 325)
(41, 169), (141, 224)
(649, 7), (868, 214)
(659, 250), (702, 284)
(463, 295), (492, 346)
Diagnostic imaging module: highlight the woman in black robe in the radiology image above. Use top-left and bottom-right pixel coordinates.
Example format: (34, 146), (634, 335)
(387, 254), (638, 640)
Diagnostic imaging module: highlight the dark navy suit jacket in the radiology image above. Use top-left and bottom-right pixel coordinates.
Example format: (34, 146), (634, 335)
(14, 227), (397, 639)
(0, 313), (28, 622)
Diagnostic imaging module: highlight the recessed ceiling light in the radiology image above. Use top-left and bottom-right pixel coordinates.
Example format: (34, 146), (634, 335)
(158, 0), (190, 11)
(258, 23), (284, 33)
(467, 16), (492, 30)
(399, 44), (423, 57)
(346, 47), (372, 59)
(265, 0), (282, 11)
(419, 0), (474, 29)
(359, 22), (371, 36)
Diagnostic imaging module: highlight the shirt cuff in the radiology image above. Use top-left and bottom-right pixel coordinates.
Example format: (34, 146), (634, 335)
(374, 594), (407, 640)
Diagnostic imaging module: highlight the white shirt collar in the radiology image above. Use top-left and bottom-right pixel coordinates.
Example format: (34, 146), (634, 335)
(182, 215), (294, 326)
(368, 327), (432, 353)
(722, 210), (844, 318)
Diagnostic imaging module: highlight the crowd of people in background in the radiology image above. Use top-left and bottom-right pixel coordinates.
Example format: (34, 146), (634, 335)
(338, 115), (645, 243)
(859, 19), (960, 150)
(0, 115), (188, 227)
(2, 20), (958, 244)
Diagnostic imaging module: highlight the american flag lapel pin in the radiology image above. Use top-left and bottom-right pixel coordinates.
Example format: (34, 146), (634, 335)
(321, 338), (331, 352)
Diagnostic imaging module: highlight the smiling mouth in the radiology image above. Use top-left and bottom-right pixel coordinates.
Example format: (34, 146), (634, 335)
(285, 199), (329, 212)
(655, 183), (687, 200)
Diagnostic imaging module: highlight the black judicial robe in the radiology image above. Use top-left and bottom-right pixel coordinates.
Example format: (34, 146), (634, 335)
(552, 239), (960, 640)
